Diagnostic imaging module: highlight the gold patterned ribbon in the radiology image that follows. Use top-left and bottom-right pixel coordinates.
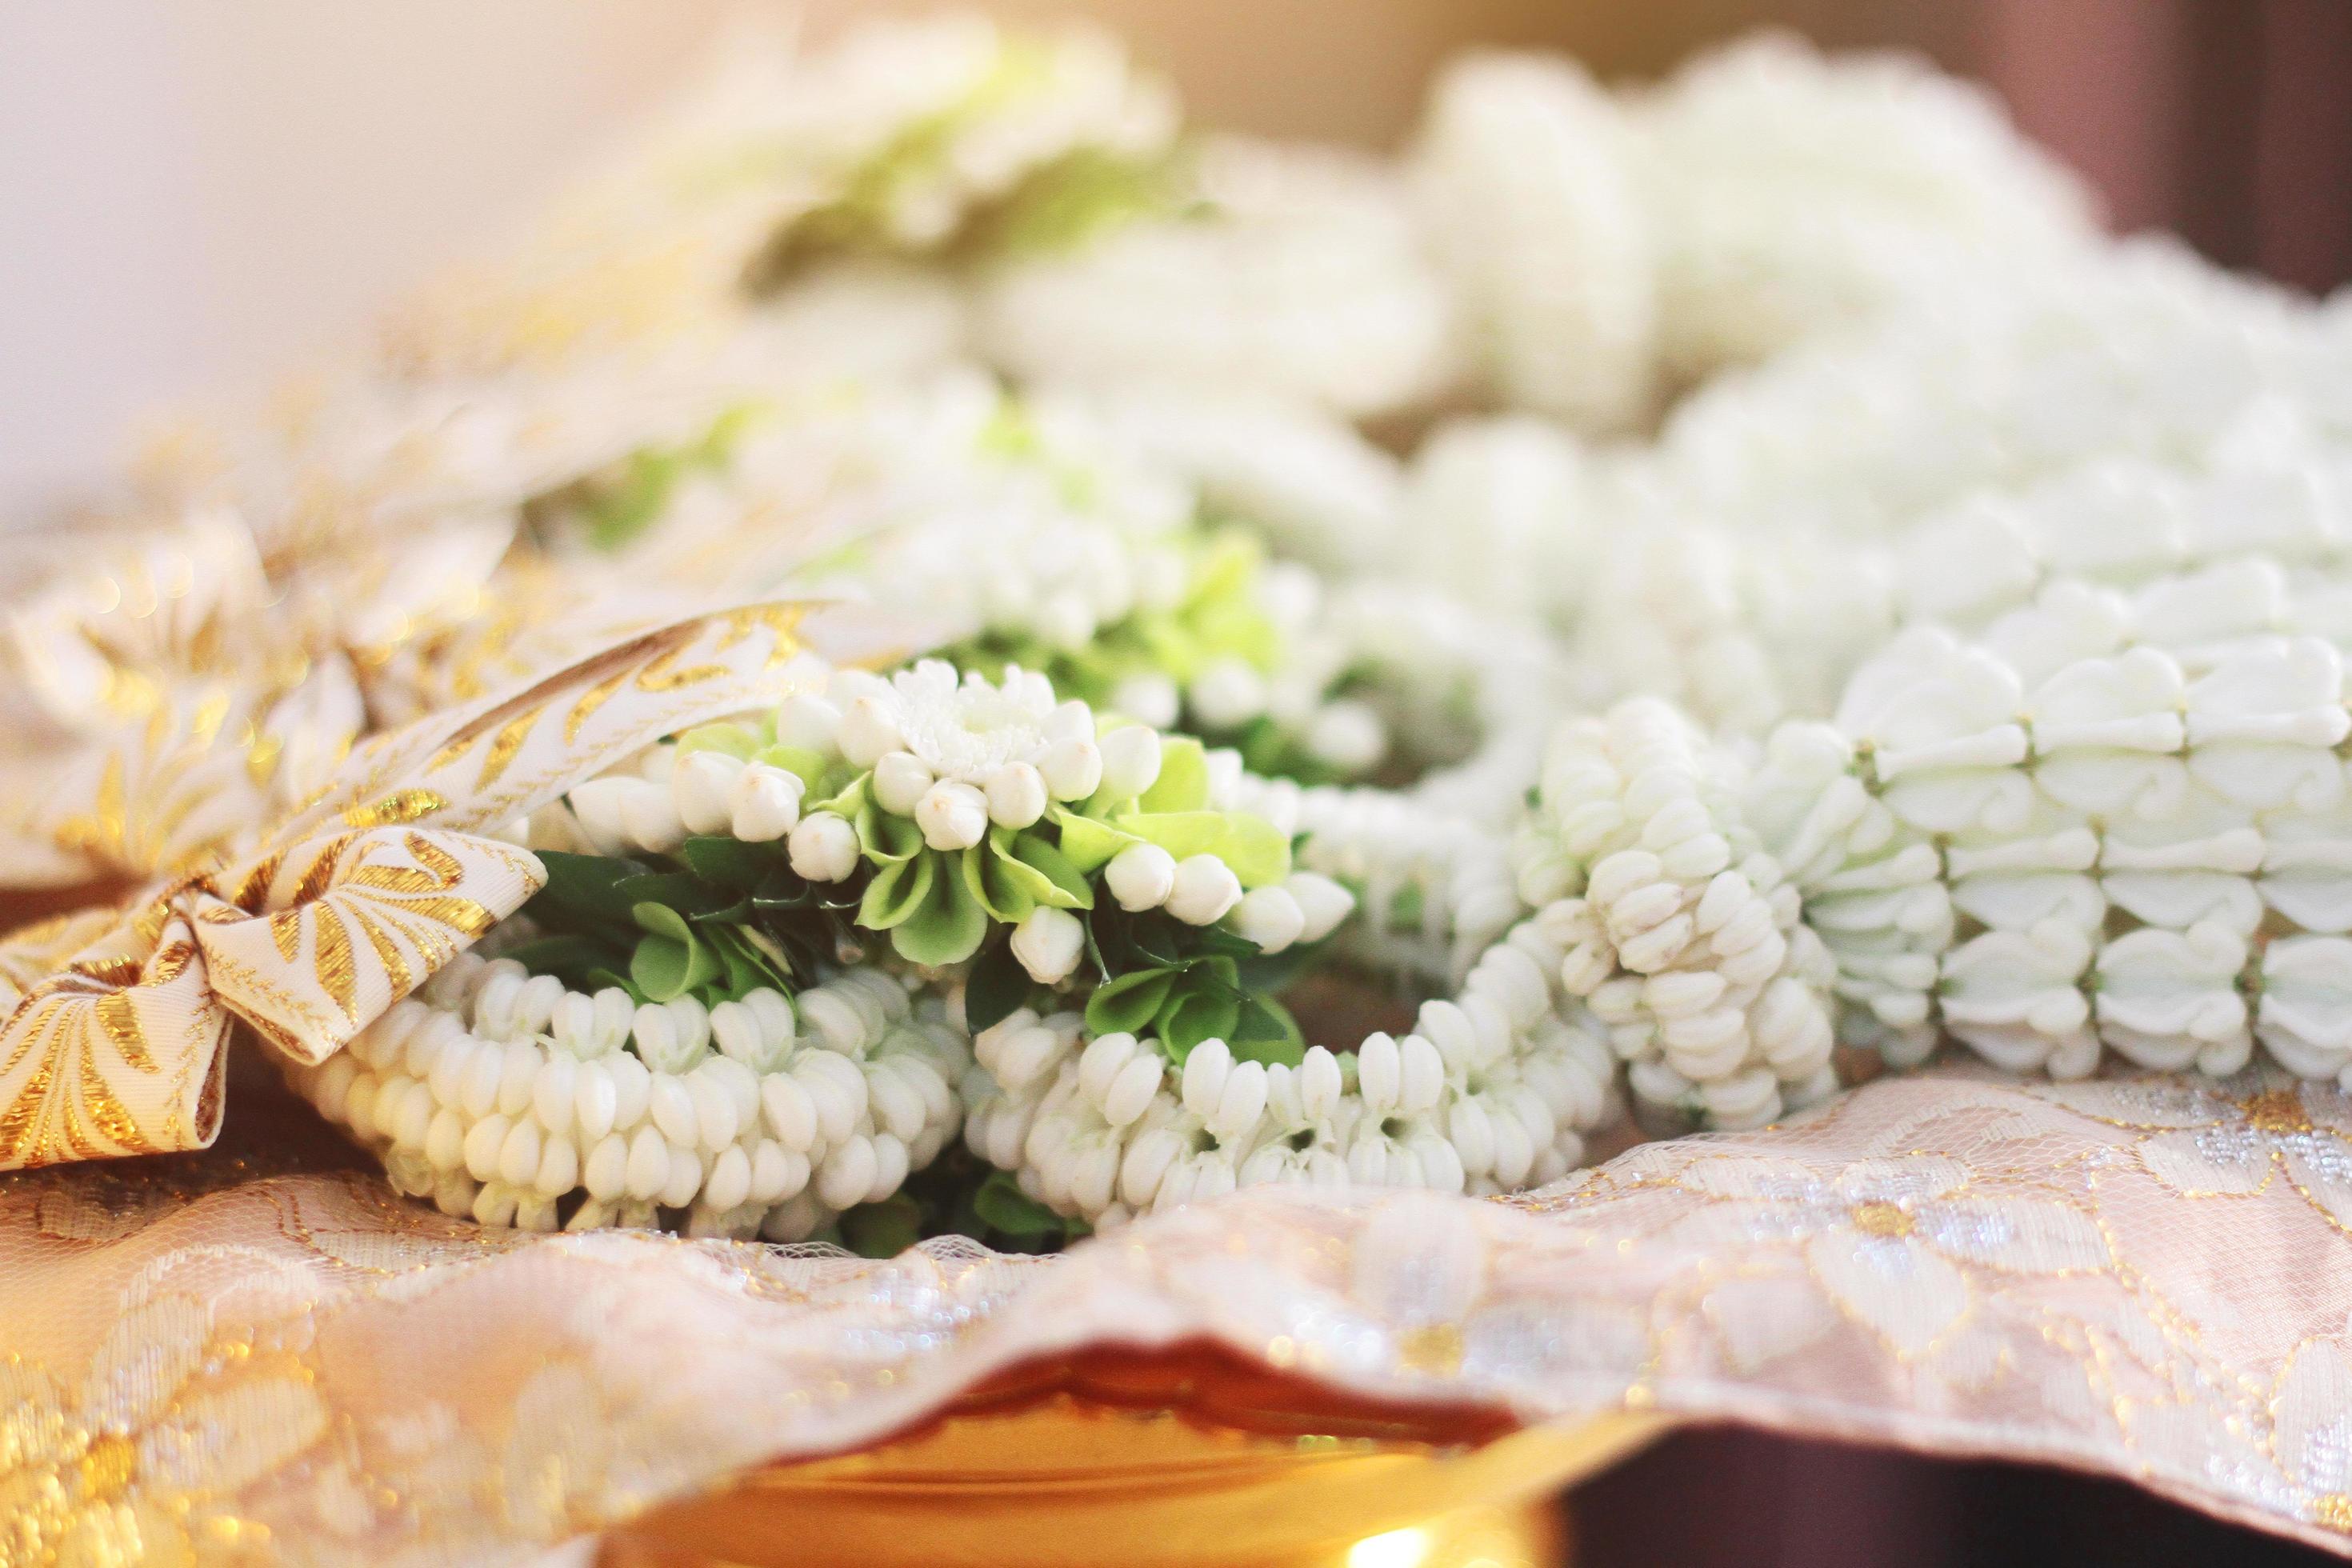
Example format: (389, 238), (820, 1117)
(0, 599), (904, 1172)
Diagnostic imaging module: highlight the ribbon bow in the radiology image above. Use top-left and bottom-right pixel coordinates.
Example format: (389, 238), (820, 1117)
(0, 599), (908, 1171)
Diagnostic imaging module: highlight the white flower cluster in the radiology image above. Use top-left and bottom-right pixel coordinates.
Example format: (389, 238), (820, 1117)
(976, 136), (1464, 418)
(780, 14), (1179, 258)
(1636, 32), (2098, 380)
(1411, 54), (1657, 433)
(964, 906), (1618, 1226)
(284, 957), (966, 1238)
(1226, 770), (1522, 987)
(1516, 699), (1839, 1128)
(1747, 606), (2352, 1083)
(1402, 32), (2092, 434)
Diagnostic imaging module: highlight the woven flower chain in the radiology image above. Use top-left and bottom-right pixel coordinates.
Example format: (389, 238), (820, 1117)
(532, 378), (1539, 796)
(291, 660), (1616, 1237)
(1512, 570), (2352, 1124)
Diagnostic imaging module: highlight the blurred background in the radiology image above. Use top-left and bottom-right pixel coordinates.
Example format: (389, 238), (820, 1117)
(4, 0), (2350, 515)
(2, 4), (2347, 1562)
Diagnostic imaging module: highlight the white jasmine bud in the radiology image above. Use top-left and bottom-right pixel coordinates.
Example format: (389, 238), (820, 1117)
(1307, 701), (1386, 773)
(915, 780), (990, 850)
(1285, 872), (1354, 942)
(1111, 673), (1181, 730)
(1034, 590), (1098, 650)
(1038, 736), (1103, 801)
(788, 813), (861, 882)
(549, 993), (597, 1058)
(728, 764), (804, 842)
(1202, 749), (1244, 808)
(984, 762), (1049, 829)
(650, 1074), (698, 1148)
(614, 778), (686, 854)
(1189, 658), (1267, 729)
(630, 1005), (694, 1074)
(1210, 1060), (1269, 1139)
(837, 694), (905, 767)
(1010, 906), (1086, 984)
(573, 1060), (618, 1143)
(674, 750), (747, 836)
(760, 1074), (818, 1151)
(516, 975), (565, 1038)
(582, 1134), (628, 1200)
(1166, 854), (1243, 926)
(565, 777), (642, 857)
(775, 693), (842, 752)
(1182, 1038), (1233, 1118)
(658, 1146), (705, 1209)
(1106, 843), (1178, 911)
(624, 1126), (670, 1201)
(1096, 726), (1162, 802)
(1229, 886), (1306, 954)
(1299, 1046), (1342, 1119)
(704, 1145), (752, 1211)
(872, 750), (935, 816)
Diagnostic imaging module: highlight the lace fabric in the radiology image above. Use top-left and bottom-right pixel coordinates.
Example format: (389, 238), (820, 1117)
(6, 1051), (2352, 1562)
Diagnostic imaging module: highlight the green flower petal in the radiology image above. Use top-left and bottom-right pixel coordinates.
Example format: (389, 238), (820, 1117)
(676, 722), (766, 761)
(1054, 807), (1141, 875)
(630, 903), (722, 1002)
(754, 742), (834, 792)
(1113, 811), (1290, 887)
(891, 858), (990, 967)
(1139, 736), (1211, 814)
(998, 830), (1094, 910)
(858, 852), (937, 931)
(1085, 967), (1177, 1038)
(962, 841), (1036, 925)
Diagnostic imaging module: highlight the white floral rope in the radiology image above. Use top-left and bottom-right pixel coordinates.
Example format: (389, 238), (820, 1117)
(974, 135), (1463, 418)
(293, 658), (1624, 1237)
(1744, 612), (2352, 1085)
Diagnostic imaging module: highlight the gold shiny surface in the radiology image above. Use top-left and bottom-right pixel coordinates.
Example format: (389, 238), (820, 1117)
(600, 1346), (1664, 1568)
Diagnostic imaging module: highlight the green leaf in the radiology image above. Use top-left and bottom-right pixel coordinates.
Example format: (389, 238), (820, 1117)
(890, 859), (990, 967)
(1084, 967), (1177, 1038)
(630, 904), (722, 1002)
(1156, 980), (1239, 1061)
(583, 447), (686, 553)
(1053, 808), (1138, 875)
(1114, 811), (1290, 887)
(1139, 736), (1210, 813)
(706, 922), (791, 999)
(582, 966), (648, 1005)
(678, 835), (778, 894)
(970, 1169), (1066, 1240)
(839, 1194), (924, 1258)
(675, 722), (766, 761)
(996, 830), (1094, 911)
(964, 936), (1036, 1035)
(853, 795), (924, 865)
(502, 933), (622, 982)
(858, 852), (936, 932)
(1230, 995), (1306, 1068)
(961, 842), (1036, 925)
(526, 850), (650, 933)
(614, 870), (734, 919)
(754, 742), (834, 792)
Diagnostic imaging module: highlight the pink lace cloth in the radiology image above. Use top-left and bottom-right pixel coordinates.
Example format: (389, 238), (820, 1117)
(8, 1054), (2352, 1564)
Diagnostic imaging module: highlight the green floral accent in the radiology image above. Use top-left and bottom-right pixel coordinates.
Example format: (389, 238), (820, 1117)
(529, 404), (763, 555)
(744, 41), (1188, 291)
(950, 528), (1282, 710)
(1049, 737), (1289, 890)
(838, 1150), (1087, 1255)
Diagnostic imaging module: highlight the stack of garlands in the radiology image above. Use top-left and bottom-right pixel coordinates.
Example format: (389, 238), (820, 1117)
(290, 659), (1612, 1250)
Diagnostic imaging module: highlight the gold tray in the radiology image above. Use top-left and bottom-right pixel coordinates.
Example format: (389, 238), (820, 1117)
(601, 1342), (1664, 1568)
